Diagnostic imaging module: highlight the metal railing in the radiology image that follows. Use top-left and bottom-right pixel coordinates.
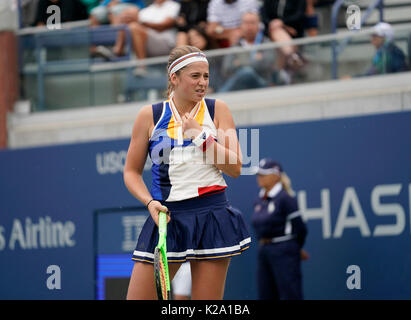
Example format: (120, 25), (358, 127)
(18, 22), (133, 110)
(17, 22), (411, 111)
(331, 0), (385, 79)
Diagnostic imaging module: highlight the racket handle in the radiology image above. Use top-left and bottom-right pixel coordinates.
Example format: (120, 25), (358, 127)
(158, 211), (167, 236)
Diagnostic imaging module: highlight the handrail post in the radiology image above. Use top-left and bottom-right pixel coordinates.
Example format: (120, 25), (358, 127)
(331, 0), (345, 79)
(379, 0), (384, 22)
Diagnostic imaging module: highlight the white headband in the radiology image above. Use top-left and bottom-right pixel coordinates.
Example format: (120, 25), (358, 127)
(168, 52), (209, 76)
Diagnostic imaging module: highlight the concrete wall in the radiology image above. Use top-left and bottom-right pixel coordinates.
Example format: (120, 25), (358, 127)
(0, 0), (19, 31)
(0, 1), (19, 148)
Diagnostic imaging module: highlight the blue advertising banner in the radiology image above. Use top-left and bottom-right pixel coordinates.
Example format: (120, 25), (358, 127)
(94, 207), (149, 299)
(0, 110), (410, 299)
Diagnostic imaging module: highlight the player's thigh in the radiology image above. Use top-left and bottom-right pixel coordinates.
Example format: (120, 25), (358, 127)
(127, 262), (156, 300)
(190, 258), (231, 300)
(127, 261), (181, 300)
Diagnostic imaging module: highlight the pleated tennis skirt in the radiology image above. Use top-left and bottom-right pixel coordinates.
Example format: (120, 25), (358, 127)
(132, 191), (251, 264)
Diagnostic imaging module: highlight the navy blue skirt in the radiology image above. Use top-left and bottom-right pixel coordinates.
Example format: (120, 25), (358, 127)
(132, 191), (251, 264)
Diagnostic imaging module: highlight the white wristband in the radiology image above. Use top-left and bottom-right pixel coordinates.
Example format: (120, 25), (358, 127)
(192, 129), (209, 147)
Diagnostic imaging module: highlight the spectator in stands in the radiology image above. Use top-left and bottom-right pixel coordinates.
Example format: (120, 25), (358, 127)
(186, 25), (213, 51)
(90, 0), (144, 27)
(261, 0), (306, 71)
(304, 0), (319, 37)
(127, 0), (180, 75)
(206, 0), (259, 48)
(80, 0), (101, 15)
(20, 0), (40, 27)
(34, 0), (88, 26)
(175, 0), (210, 47)
(364, 22), (408, 76)
(90, 0), (145, 59)
(342, 22), (408, 79)
(218, 12), (275, 92)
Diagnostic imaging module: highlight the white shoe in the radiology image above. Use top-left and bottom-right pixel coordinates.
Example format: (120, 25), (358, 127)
(133, 67), (148, 77)
(94, 46), (116, 61)
(278, 69), (291, 85)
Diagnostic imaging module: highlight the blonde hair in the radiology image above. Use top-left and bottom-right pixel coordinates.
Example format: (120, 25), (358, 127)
(280, 172), (295, 197)
(166, 45), (202, 98)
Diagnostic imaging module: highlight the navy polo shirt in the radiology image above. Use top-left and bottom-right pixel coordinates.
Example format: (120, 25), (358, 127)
(252, 182), (307, 247)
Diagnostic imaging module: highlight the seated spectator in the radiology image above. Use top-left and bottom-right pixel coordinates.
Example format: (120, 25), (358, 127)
(186, 25), (213, 51)
(261, 0), (306, 71)
(175, 0), (210, 47)
(218, 12), (275, 92)
(34, 0), (88, 26)
(364, 22), (408, 76)
(127, 0), (180, 74)
(20, 0), (40, 27)
(305, 0), (319, 37)
(90, 0), (144, 27)
(206, 0), (259, 48)
(342, 23), (408, 79)
(80, 0), (101, 15)
(90, 0), (145, 59)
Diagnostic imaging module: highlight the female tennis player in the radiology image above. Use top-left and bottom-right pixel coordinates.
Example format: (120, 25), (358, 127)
(124, 45), (251, 300)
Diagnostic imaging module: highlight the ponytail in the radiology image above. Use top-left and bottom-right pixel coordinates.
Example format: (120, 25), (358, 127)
(280, 172), (295, 197)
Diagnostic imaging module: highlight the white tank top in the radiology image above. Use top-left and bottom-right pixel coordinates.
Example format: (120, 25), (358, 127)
(148, 98), (227, 202)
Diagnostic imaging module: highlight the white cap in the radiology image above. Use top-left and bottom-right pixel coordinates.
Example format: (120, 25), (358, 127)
(372, 22), (394, 41)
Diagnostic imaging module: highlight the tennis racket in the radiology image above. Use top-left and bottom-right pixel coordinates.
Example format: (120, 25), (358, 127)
(154, 210), (170, 300)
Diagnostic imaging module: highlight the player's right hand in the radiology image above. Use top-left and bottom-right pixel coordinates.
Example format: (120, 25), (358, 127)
(148, 200), (171, 226)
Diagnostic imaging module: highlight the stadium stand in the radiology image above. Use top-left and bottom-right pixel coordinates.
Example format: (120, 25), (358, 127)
(2, 0), (411, 302)
(11, 0), (411, 111)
